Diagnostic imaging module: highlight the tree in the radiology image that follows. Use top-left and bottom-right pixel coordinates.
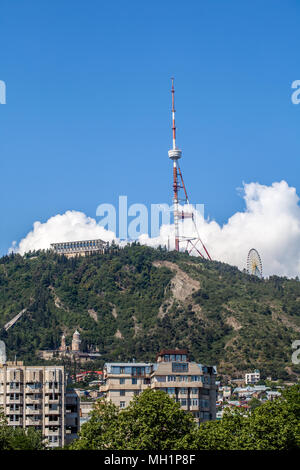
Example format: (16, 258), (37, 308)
(69, 399), (119, 450)
(70, 389), (196, 450)
(179, 384), (300, 450)
(114, 389), (196, 450)
(248, 397), (262, 411)
(0, 412), (45, 450)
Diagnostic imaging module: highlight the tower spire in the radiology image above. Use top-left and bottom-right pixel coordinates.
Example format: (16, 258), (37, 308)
(167, 78), (212, 259)
(171, 77), (176, 150)
(168, 78), (182, 251)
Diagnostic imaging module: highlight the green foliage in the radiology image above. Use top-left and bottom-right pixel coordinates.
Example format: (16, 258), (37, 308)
(248, 397), (262, 410)
(180, 384), (300, 450)
(69, 399), (119, 449)
(70, 389), (196, 450)
(0, 411), (45, 450)
(70, 385), (300, 450)
(0, 245), (299, 377)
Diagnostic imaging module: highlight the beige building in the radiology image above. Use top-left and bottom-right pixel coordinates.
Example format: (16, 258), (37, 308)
(50, 239), (108, 258)
(0, 361), (79, 448)
(100, 349), (217, 424)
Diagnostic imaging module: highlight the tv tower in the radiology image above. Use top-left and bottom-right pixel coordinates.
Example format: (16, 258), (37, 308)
(168, 78), (212, 259)
(168, 78), (182, 251)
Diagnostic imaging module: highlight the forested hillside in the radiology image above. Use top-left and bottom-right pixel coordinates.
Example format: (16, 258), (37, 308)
(0, 244), (300, 379)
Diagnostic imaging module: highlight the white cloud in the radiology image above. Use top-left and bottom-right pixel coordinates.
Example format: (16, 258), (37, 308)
(10, 180), (300, 278)
(10, 211), (117, 255)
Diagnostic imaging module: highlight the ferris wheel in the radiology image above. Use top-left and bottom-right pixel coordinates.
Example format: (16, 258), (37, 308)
(247, 248), (263, 278)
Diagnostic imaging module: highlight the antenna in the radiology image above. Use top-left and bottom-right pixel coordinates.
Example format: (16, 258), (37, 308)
(168, 78), (182, 251)
(171, 77), (176, 150)
(167, 78), (212, 259)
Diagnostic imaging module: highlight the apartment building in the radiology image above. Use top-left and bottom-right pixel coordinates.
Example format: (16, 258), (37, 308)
(0, 362), (79, 448)
(101, 349), (217, 424)
(245, 369), (260, 385)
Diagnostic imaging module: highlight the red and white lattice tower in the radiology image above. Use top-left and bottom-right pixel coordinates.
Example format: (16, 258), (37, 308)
(168, 78), (212, 259)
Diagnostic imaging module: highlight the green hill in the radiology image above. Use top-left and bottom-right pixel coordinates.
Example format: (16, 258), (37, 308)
(0, 244), (300, 380)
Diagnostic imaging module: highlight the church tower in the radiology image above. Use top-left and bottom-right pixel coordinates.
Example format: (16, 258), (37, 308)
(72, 330), (81, 352)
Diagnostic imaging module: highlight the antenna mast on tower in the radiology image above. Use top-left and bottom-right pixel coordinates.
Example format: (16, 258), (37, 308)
(168, 78), (212, 259)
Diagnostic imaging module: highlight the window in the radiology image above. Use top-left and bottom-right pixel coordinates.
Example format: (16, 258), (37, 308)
(120, 401), (126, 409)
(191, 375), (201, 382)
(155, 376), (166, 382)
(167, 375), (176, 382)
(120, 390), (125, 396)
(180, 399), (187, 406)
(172, 363), (188, 373)
(49, 415), (58, 422)
(132, 367), (145, 377)
(132, 378), (137, 385)
(191, 388), (198, 395)
(178, 375), (189, 382)
(9, 393), (19, 400)
(179, 388), (188, 395)
(200, 399), (209, 408)
(9, 415), (19, 422)
(119, 378), (125, 384)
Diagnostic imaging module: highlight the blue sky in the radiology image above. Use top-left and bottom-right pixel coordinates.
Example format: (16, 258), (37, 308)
(0, 0), (300, 256)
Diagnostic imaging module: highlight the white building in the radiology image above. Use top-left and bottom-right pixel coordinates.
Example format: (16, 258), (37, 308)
(0, 360), (79, 448)
(245, 370), (260, 385)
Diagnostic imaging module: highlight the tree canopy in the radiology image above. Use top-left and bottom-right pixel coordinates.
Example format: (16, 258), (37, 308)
(0, 412), (45, 450)
(70, 385), (300, 450)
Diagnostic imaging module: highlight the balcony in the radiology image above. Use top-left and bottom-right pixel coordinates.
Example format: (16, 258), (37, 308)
(45, 417), (62, 426)
(8, 419), (23, 426)
(47, 407), (61, 415)
(25, 407), (42, 415)
(45, 385), (62, 393)
(100, 383), (145, 392)
(25, 386), (43, 393)
(25, 396), (42, 404)
(45, 427), (61, 435)
(44, 396), (61, 404)
(25, 417), (43, 426)
(6, 408), (23, 415)
(6, 396), (23, 404)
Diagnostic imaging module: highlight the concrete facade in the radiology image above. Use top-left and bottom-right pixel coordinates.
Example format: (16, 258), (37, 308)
(0, 362), (79, 448)
(100, 350), (217, 424)
(50, 239), (108, 258)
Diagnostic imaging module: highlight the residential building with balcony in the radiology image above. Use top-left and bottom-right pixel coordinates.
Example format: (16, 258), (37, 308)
(100, 349), (217, 424)
(0, 362), (79, 448)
